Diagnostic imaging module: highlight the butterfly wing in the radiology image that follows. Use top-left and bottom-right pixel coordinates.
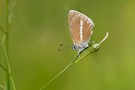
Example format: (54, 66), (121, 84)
(68, 10), (94, 45)
(68, 10), (81, 45)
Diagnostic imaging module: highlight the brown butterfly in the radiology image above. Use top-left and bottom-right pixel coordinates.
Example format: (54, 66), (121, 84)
(68, 10), (94, 54)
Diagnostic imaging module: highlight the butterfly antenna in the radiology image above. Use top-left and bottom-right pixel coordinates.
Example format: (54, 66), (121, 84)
(99, 32), (109, 45)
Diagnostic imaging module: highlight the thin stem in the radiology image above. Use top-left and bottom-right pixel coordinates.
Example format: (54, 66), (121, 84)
(5, 0), (10, 89)
(40, 48), (92, 90)
(74, 50), (92, 64)
(0, 84), (5, 90)
(10, 77), (16, 90)
(2, 35), (10, 90)
(5, 0), (16, 90)
(0, 33), (7, 90)
(2, 36), (16, 90)
(0, 0), (16, 90)
(40, 64), (71, 90)
(6, 0), (9, 30)
(40, 47), (93, 90)
(40, 55), (79, 90)
(0, 64), (8, 73)
(0, 26), (6, 33)
(99, 32), (109, 45)
(40, 32), (109, 90)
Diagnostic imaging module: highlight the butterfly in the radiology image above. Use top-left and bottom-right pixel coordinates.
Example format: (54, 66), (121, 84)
(68, 10), (94, 54)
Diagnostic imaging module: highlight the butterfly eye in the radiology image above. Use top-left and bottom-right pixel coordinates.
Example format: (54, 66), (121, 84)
(73, 45), (77, 50)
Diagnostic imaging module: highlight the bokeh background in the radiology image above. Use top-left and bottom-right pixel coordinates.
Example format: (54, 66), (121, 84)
(0, 0), (135, 90)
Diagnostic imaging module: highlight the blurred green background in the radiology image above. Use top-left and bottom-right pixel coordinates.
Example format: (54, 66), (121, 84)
(0, 0), (135, 90)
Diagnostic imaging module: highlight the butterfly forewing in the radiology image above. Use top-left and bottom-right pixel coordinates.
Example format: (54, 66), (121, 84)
(68, 10), (94, 46)
(68, 10), (81, 45)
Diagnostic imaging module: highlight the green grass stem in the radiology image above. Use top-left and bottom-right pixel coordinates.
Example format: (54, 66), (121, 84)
(40, 32), (109, 90)
(0, 84), (5, 90)
(0, 0), (16, 89)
